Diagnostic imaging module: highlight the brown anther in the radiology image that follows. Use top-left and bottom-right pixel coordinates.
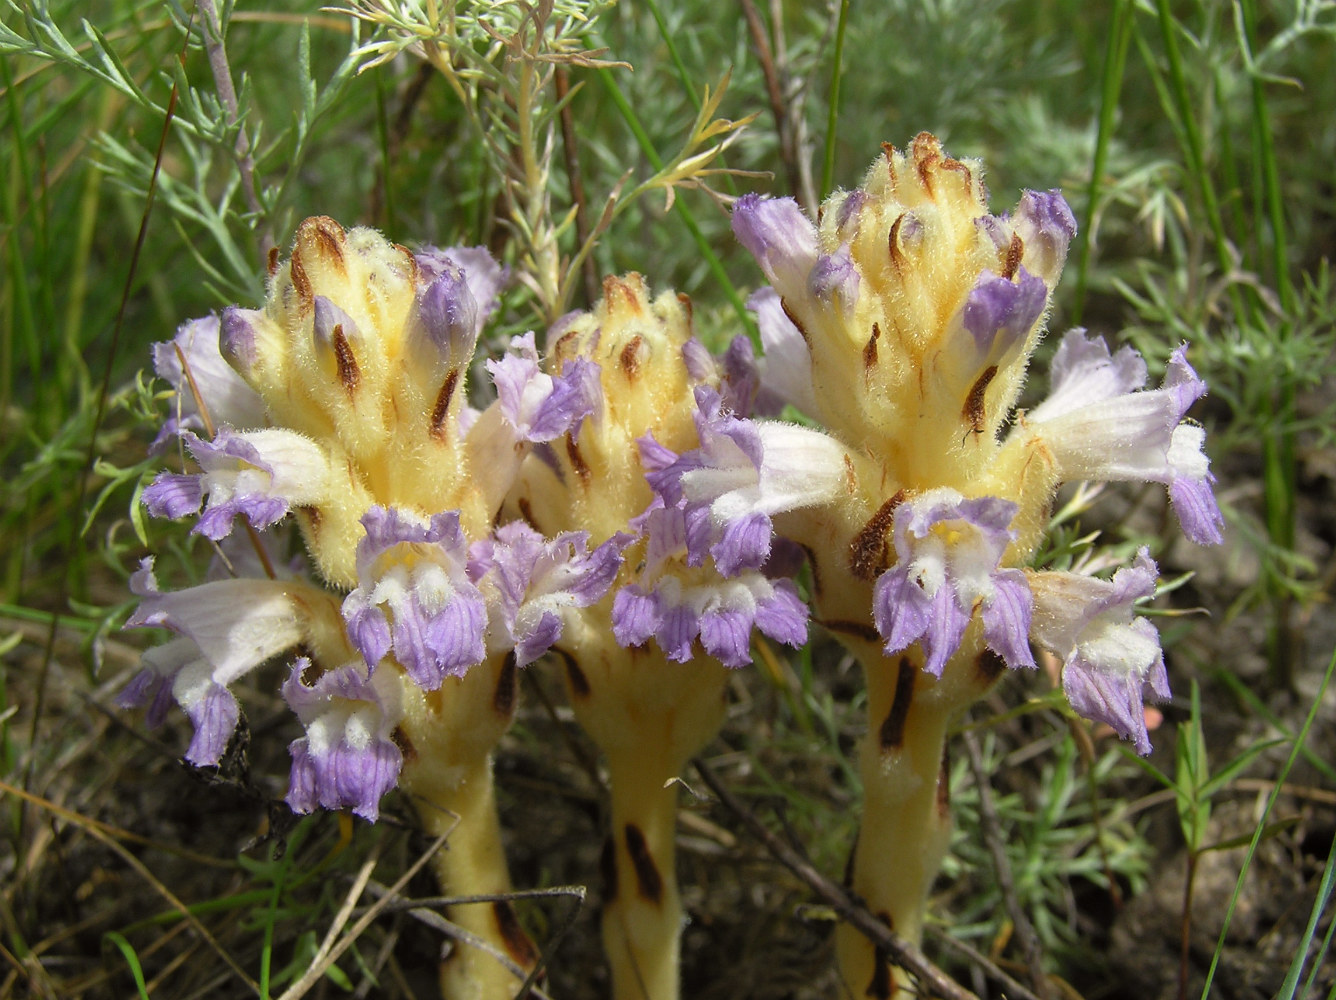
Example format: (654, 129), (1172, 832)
(940, 156), (973, 195)
(492, 900), (540, 968)
(493, 651), (517, 717)
(289, 251), (311, 306)
(310, 218), (347, 274)
(676, 291), (694, 327)
(962, 365), (997, 437)
(849, 489), (904, 581)
(878, 657), (916, 751)
(863, 322), (881, 371)
(888, 214), (908, 275)
(625, 824), (663, 904)
(1002, 232), (1024, 280)
(619, 335), (645, 380)
(296, 504), (322, 542)
(333, 327), (360, 392)
(564, 433), (591, 484)
(430, 369), (460, 439)
(779, 298), (810, 343)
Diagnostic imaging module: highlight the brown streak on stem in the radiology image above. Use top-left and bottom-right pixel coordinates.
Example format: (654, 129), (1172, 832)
(492, 900), (540, 969)
(867, 911), (896, 999)
(493, 651), (517, 717)
(821, 619), (881, 643)
(878, 658), (916, 752)
(624, 824), (663, 904)
(976, 648), (1006, 686)
(266, 245), (280, 277)
(600, 835), (618, 901)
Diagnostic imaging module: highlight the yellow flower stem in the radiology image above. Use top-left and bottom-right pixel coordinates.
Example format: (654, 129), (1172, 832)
(558, 637), (729, 1000)
(397, 654), (537, 1000)
(835, 642), (995, 999)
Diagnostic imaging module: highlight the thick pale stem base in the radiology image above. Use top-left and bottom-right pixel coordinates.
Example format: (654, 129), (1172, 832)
(561, 644), (728, 1000)
(601, 752), (686, 1000)
(835, 651), (965, 1000)
(397, 655), (535, 1000)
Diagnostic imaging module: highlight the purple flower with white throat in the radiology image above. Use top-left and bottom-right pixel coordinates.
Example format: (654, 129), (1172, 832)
(649, 387), (847, 575)
(744, 288), (817, 417)
(471, 521), (630, 667)
(488, 332), (602, 443)
(1025, 331), (1223, 545)
(873, 488), (1035, 677)
(1028, 548), (1168, 754)
(341, 506), (487, 689)
(611, 572), (808, 668)
(283, 658), (404, 821)
(150, 315), (267, 452)
(142, 428), (332, 540)
(122, 557), (308, 765)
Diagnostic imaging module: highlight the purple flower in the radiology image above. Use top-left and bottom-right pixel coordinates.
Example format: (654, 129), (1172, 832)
(873, 489), (1035, 676)
(731, 194), (818, 295)
(283, 658), (403, 821)
(746, 288), (817, 417)
(808, 245), (859, 313)
(341, 506), (488, 689)
(646, 388), (846, 575)
(961, 267), (1048, 364)
(1026, 331), (1224, 545)
(488, 333), (602, 443)
(1029, 549), (1168, 754)
(122, 557), (308, 765)
(150, 315), (267, 452)
(1012, 189), (1078, 283)
(610, 572), (808, 668)
(142, 428), (331, 540)
(471, 521), (631, 666)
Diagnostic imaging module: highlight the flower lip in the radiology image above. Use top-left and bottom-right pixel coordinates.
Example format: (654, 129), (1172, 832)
(873, 488), (1035, 676)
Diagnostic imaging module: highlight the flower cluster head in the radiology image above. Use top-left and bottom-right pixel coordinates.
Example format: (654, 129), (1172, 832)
(661, 133), (1222, 751)
(130, 231), (809, 822)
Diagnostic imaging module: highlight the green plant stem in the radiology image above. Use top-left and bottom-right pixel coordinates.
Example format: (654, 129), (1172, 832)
(1072, 0), (1132, 325)
(820, 0), (850, 200)
(594, 67), (756, 346)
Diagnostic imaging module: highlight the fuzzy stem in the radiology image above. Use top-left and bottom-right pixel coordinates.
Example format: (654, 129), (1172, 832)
(835, 642), (991, 998)
(558, 641), (728, 1000)
(601, 748), (687, 1000)
(397, 655), (535, 1000)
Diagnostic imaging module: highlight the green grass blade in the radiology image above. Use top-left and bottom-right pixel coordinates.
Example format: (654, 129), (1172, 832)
(819, 0), (849, 200)
(1199, 641), (1336, 999)
(1072, 0), (1132, 326)
(1275, 824), (1335, 1000)
(103, 931), (151, 999)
